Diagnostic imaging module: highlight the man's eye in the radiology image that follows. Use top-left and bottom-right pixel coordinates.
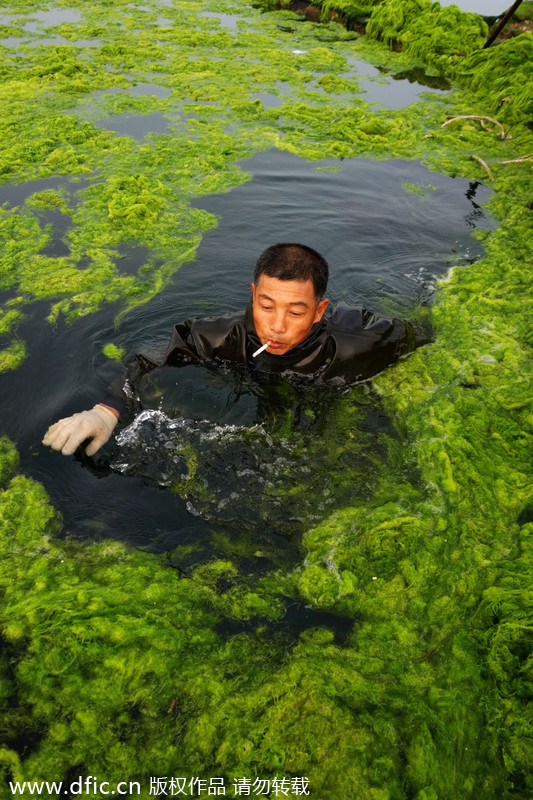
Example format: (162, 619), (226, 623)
(290, 312), (303, 317)
(261, 306), (272, 311)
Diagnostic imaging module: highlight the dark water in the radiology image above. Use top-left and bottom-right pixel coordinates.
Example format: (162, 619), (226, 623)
(189, 150), (493, 315)
(0, 149), (494, 571)
(93, 112), (170, 140)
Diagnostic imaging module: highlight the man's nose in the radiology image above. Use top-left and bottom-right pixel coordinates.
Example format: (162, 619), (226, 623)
(270, 312), (287, 334)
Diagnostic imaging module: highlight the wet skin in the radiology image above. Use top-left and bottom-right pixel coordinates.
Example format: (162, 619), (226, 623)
(251, 275), (329, 356)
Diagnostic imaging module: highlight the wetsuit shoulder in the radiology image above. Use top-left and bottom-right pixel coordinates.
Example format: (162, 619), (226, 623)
(322, 302), (422, 383)
(102, 312), (248, 416)
(164, 311), (248, 365)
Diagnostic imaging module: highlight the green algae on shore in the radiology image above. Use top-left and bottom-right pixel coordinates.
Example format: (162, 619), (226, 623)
(1, 0), (532, 797)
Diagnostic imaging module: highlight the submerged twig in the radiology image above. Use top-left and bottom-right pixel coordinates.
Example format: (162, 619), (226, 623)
(502, 154), (533, 163)
(415, 644), (441, 662)
(442, 115), (507, 139)
(471, 154), (494, 181)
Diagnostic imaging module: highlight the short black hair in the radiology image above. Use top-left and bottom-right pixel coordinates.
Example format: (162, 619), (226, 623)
(254, 243), (329, 300)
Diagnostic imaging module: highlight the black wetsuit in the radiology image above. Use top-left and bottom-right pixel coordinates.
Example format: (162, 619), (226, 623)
(103, 301), (426, 416)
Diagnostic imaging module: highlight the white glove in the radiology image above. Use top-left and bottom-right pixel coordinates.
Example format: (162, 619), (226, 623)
(43, 405), (118, 457)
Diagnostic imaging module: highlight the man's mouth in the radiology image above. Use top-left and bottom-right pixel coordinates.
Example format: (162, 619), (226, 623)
(268, 340), (285, 349)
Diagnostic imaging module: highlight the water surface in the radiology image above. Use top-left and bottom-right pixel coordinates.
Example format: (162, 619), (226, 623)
(0, 149), (494, 570)
(437, 0), (509, 14)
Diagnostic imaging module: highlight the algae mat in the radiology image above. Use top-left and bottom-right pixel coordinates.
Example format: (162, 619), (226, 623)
(1, 0), (532, 797)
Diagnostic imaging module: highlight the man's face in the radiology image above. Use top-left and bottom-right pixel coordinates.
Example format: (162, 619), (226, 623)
(251, 275), (329, 356)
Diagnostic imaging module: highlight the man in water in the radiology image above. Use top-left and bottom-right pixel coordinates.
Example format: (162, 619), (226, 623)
(43, 242), (425, 457)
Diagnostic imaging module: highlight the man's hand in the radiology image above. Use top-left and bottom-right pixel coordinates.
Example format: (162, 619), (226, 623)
(42, 405), (118, 457)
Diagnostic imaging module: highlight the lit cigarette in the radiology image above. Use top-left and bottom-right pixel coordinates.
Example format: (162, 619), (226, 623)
(252, 341), (271, 358)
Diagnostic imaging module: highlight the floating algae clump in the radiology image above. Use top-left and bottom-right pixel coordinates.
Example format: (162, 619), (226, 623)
(102, 342), (126, 362)
(1, 0), (532, 796)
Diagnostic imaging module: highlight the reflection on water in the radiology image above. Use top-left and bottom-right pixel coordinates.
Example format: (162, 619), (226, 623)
(341, 57), (451, 109)
(116, 244), (152, 275)
(390, 66), (451, 91)
(251, 92), (285, 108)
(360, 73), (449, 109)
(36, 208), (72, 258)
(92, 83), (173, 99)
(25, 9), (83, 26)
(198, 12), (242, 30)
(0, 177), (71, 207)
(0, 150), (494, 324)
(93, 111), (170, 140)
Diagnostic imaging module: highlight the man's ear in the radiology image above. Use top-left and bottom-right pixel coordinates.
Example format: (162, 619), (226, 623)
(314, 298), (329, 323)
(250, 282), (255, 299)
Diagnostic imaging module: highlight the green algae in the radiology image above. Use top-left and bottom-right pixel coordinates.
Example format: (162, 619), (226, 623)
(0, 340), (26, 372)
(0, 437), (19, 486)
(366, 0), (488, 59)
(1, 0), (532, 796)
(402, 181), (437, 196)
(102, 342), (126, 362)
(312, 0), (532, 126)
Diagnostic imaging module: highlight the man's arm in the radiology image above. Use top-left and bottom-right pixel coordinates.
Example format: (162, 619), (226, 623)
(42, 311), (248, 457)
(41, 347), (163, 457)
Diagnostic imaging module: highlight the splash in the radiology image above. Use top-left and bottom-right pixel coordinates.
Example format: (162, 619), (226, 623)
(111, 392), (383, 534)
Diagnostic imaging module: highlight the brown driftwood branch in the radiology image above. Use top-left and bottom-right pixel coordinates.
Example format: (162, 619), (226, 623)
(471, 154), (494, 180)
(442, 115), (507, 139)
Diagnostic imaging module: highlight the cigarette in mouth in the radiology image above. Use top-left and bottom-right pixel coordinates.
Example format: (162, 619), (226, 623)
(252, 341), (271, 358)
